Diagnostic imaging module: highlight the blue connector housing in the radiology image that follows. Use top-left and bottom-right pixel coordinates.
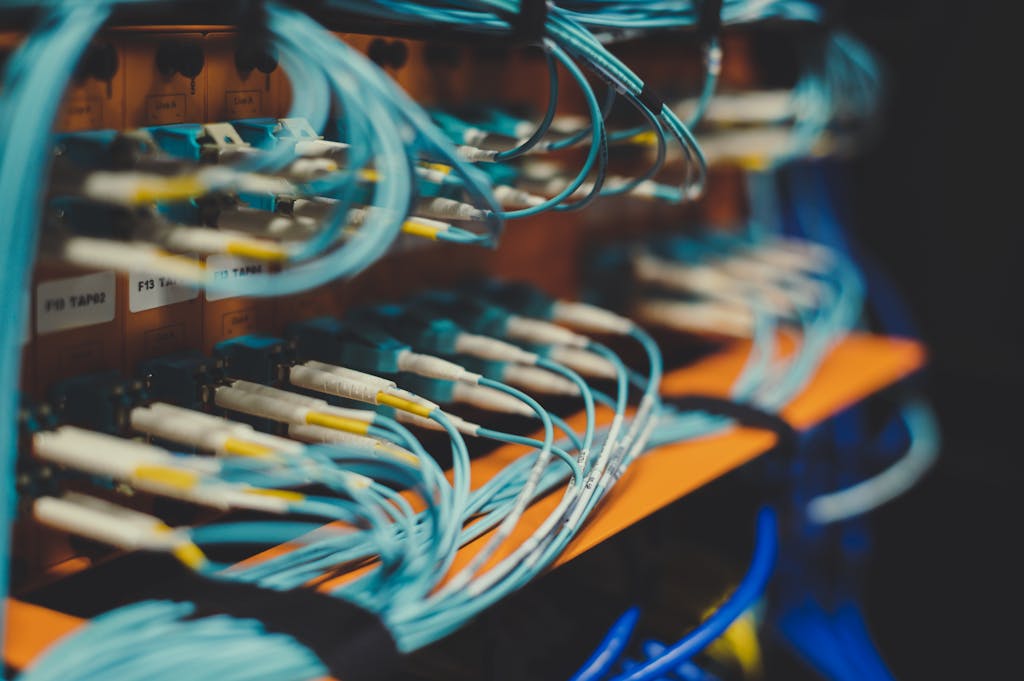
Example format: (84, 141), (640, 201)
(55, 129), (120, 169)
(146, 123), (205, 161)
(414, 291), (511, 338)
(214, 335), (292, 385)
(288, 317), (408, 374)
(350, 305), (461, 356)
(48, 371), (143, 435)
(138, 352), (224, 410)
(475, 280), (555, 319)
(231, 117), (281, 150)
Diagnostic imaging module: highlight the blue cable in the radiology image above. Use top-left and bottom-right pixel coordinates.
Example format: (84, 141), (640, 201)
(0, 1), (112, 659)
(607, 507), (777, 681)
(570, 607), (642, 681)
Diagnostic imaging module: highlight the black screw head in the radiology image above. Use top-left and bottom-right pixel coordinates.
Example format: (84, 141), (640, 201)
(88, 42), (119, 81)
(235, 42), (278, 75)
(156, 40), (204, 79)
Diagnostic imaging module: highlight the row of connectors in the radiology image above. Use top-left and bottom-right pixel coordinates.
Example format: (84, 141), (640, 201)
(17, 279), (641, 575)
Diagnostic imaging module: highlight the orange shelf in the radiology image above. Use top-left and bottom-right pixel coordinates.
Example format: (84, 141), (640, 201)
(3, 332), (925, 668)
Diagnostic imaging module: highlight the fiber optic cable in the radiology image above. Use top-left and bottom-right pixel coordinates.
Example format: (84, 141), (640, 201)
(0, 1), (112, 650)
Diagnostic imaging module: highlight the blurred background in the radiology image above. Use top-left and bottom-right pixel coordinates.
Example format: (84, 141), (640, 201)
(845, 2), (1021, 678)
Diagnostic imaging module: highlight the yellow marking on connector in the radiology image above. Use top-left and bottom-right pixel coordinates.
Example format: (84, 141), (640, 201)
(422, 162), (453, 175)
(377, 392), (433, 418)
(305, 411), (372, 435)
(377, 444), (422, 468)
(737, 155), (770, 172)
(359, 168), (380, 182)
(132, 176), (206, 204)
(401, 220), (440, 240)
(225, 241), (289, 262)
(246, 487), (306, 502)
(155, 250), (206, 270)
(628, 131), (658, 146)
(132, 466), (200, 490)
(222, 438), (276, 458)
(346, 473), (373, 490)
(172, 542), (209, 571)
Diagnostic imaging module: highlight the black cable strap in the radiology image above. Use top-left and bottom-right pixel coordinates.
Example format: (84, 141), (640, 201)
(502, 0), (548, 45)
(696, 0), (725, 43)
(171, 573), (400, 681)
(662, 394), (799, 458)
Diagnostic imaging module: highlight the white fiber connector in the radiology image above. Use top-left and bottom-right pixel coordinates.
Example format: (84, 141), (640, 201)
(131, 403), (299, 456)
(763, 237), (835, 270)
(197, 167), (295, 197)
(143, 402), (249, 434)
(391, 409), (481, 437)
(227, 429), (305, 455)
(633, 252), (734, 295)
(79, 172), (196, 206)
(302, 361), (395, 391)
(416, 167), (449, 184)
(60, 238), (205, 284)
(403, 215), (453, 233)
(214, 386), (312, 426)
(504, 315), (589, 348)
(492, 185), (545, 209)
(456, 145), (499, 163)
(33, 426), (218, 478)
(634, 251), (783, 311)
(520, 159), (563, 182)
(286, 157), (338, 182)
(204, 487), (296, 514)
(217, 209), (319, 239)
(228, 380), (377, 422)
(289, 198), (337, 220)
(416, 197), (489, 222)
(160, 225), (287, 259)
(452, 384), (534, 417)
(461, 127), (488, 147)
(396, 351), (481, 383)
(381, 387), (441, 413)
(549, 114), (589, 134)
(551, 301), (635, 335)
(454, 333), (539, 364)
(674, 89), (793, 127)
(633, 299), (755, 338)
(289, 365), (383, 404)
(286, 424), (419, 466)
(131, 405), (241, 453)
(33, 493), (190, 553)
(293, 139), (349, 160)
(547, 346), (618, 379)
(716, 257), (817, 310)
(501, 365), (579, 396)
(33, 427), (293, 513)
(391, 410), (444, 432)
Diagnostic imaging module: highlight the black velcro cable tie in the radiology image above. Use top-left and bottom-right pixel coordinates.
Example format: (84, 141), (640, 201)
(638, 82), (665, 113)
(172, 572), (400, 681)
(696, 0), (724, 43)
(662, 394), (799, 458)
(504, 0), (548, 45)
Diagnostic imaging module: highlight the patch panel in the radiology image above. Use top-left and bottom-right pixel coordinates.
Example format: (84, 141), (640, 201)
(1, 5), (930, 681)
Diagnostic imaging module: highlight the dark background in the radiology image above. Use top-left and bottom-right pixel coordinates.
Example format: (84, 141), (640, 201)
(845, 1), (1020, 678)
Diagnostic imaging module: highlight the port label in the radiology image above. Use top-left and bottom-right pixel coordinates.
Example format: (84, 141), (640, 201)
(129, 270), (199, 312)
(36, 271), (117, 334)
(205, 255), (266, 301)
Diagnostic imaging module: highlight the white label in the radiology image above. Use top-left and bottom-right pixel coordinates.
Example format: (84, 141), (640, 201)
(36, 271), (116, 335)
(129, 269), (199, 312)
(205, 255), (266, 301)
